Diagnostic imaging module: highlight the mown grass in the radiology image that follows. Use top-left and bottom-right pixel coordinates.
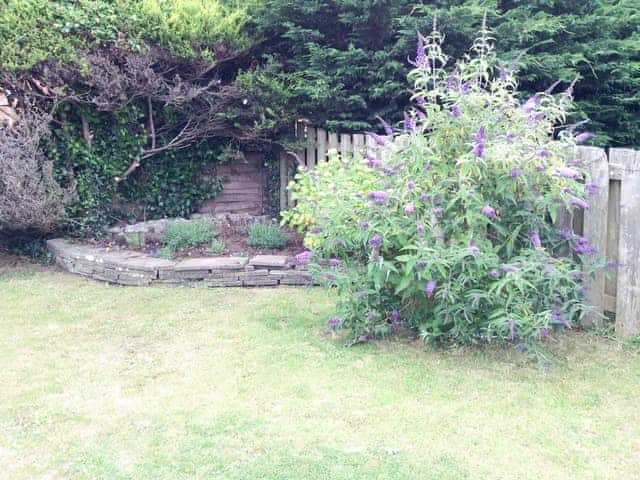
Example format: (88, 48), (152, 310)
(1, 270), (639, 479)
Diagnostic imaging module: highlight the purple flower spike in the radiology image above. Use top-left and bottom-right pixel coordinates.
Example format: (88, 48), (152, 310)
(530, 230), (542, 249)
(414, 34), (426, 67)
(292, 251), (313, 265)
(475, 126), (487, 143)
(572, 236), (596, 254)
(329, 258), (341, 268)
(369, 235), (383, 246)
(407, 181), (416, 190)
(365, 131), (388, 146)
(366, 155), (382, 168)
(489, 269), (499, 279)
(310, 226), (324, 234)
(416, 261), (427, 269)
(575, 132), (593, 144)
(415, 96), (426, 106)
(425, 280), (437, 298)
(584, 183), (598, 196)
(420, 194), (429, 202)
(451, 104), (462, 118)
(433, 207), (444, 218)
(472, 142), (485, 158)
(365, 311), (377, 320)
(327, 316), (342, 329)
(555, 167), (580, 179)
(569, 195), (589, 210)
(416, 109), (426, 121)
(536, 149), (551, 158)
(523, 96), (540, 113)
(560, 228), (572, 240)
(390, 310), (400, 322)
(361, 221), (370, 231)
(461, 82), (471, 93)
(510, 168), (521, 178)
(369, 191), (389, 203)
(376, 116), (393, 136)
(404, 112), (415, 133)
(416, 224), (424, 233)
(481, 205), (496, 217)
(404, 203), (415, 215)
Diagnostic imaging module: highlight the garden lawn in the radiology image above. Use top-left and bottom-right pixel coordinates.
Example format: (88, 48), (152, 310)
(1, 270), (639, 479)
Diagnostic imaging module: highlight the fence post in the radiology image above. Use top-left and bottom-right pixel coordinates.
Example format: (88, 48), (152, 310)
(611, 148), (640, 337)
(278, 149), (289, 211)
(579, 146), (609, 327)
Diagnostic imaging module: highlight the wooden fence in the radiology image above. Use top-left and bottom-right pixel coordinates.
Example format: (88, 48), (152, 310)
(279, 125), (640, 336)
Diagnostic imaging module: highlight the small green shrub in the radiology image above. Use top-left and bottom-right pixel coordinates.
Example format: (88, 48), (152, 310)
(208, 238), (227, 255)
(156, 246), (173, 259)
(164, 219), (213, 251)
(248, 222), (288, 249)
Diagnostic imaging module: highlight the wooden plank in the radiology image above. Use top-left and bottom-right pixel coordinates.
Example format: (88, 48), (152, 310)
(305, 127), (317, 169)
(612, 148), (640, 336)
(352, 133), (365, 157)
(609, 163), (624, 181)
(279, 151), (288, 211)
(605, 179), (621, 299)
(340, 133), (352, 160)
(328, 132), (339, 160)
(316, 128), (327, 164)
(578, 146), (609, 326)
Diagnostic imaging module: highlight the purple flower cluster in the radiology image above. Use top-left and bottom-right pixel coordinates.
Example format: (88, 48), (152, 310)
(555, 167), (580, 179)
(572, 236), (596, 254)
(292, 251), (312, 265)
(404, 203), (415, 215)
(510, 168), (521, 178)
(404, 112), (415, 133)
(369, 191), (389, 203)
(425, 280), (437, 298)
(529, 230), (542, 249)
(327, 316), (342, 329)
(329, 258), (341, 268)
(451, 104), (462, 118)
(416, 224), (425, 233)
(369, 235), (383, 246)
(575, 132), (593, 144)
(472, 126), (487, 158)
(481, 205), (496, 217)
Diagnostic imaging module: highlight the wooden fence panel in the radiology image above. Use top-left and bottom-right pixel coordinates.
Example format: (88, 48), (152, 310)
(579, 146), (609, 326)
(328, 132), (339, 157)
(612, 148), (640, 336)
(340, 133), (352, 158)
(352, 133), (365, 157)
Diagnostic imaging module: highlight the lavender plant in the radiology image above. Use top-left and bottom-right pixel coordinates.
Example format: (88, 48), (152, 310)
(283, 21), (602, 348)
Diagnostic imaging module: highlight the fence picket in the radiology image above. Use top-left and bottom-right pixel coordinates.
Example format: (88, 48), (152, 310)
(316, 128), (327, 164)
(340, 134), (352, 159)
(328, 132), (339, 158)
(306, 127), (317, 169)
(352, 133), (365, 157)
(578, 146), (609, 326)
(612, 149), (640, 336)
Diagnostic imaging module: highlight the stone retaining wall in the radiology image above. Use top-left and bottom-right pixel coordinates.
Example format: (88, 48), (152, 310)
(47, 239), (313, 287)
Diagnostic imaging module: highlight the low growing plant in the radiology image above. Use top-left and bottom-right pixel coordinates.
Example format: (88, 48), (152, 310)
(283, 21), (604, 349)
(164, 219), (214, 251)
(208, 238), (227, 255)
(248, 222), (288, 249)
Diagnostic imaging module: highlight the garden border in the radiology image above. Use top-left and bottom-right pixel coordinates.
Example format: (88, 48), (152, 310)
(46, 239), (313, 287)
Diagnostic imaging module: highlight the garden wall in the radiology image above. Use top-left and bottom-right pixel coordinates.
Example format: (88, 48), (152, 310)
(280, 125), (640, 337)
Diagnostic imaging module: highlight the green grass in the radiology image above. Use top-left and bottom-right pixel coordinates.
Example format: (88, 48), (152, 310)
(1, 270), (639, 479)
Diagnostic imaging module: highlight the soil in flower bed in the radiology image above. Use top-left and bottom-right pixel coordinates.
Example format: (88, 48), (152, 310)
(87, 222), (305, 260)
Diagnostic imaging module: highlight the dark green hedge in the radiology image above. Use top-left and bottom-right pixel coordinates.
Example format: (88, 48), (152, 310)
(252, 0), (640, 146)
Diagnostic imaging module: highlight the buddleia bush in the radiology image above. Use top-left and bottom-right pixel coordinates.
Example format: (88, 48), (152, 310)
(283, 23), (604, 349)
